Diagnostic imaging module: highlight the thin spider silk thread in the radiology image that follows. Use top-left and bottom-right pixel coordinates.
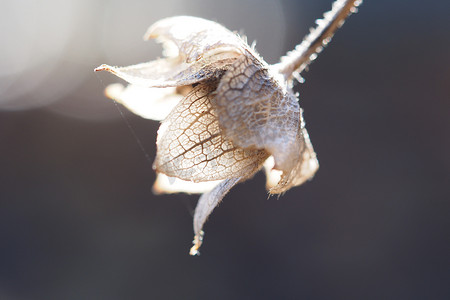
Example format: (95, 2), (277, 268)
(96, 73), (153, 167)
(112, 99), (154, 166)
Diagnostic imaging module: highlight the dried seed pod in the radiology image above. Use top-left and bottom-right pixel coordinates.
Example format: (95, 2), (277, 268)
(96, 0), (362, 255)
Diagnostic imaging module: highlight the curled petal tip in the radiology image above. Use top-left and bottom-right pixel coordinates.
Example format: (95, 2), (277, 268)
(95, 64), (119, 76)
(94, 64), (118, 74)
(143, 29), (158, 41)
(104, 83), (124, 100)
(94, 64), (109, 72)
(143, 22), (161, 40)
(151, 175), (168, 195)
(189, 231), (204, 256)
(151, 184), (164, 196)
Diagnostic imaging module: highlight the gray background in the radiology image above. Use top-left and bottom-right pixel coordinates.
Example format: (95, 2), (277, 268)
(1, 0), (449, 299)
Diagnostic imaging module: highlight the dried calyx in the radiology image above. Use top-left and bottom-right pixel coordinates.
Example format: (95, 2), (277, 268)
(95, 0), (361, 255)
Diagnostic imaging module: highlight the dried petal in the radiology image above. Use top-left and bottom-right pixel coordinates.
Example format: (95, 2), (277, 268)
(154, 82), (269, 182)
(104, 83), (182, 121)
(145, 16), (248, 62)
(95, 54), (238, 88)
(95, 16), (251, 88)
(214, 54), (302, 172)
(190, 176), (242, 255)
(152, 173), (223, 195)
(268, 124), (319, 194)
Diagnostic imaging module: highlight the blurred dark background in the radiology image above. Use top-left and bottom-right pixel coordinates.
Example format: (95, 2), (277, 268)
(1, 0), (449, 299)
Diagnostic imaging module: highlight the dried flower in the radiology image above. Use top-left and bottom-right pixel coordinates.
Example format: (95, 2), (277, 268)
(96, 0), (361, 255)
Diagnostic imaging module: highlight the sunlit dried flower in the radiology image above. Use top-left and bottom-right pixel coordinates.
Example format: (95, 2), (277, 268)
(96, 0), (361, 255)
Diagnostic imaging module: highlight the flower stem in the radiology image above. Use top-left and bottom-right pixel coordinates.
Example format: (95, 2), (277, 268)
(277, 0), (362, 81)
